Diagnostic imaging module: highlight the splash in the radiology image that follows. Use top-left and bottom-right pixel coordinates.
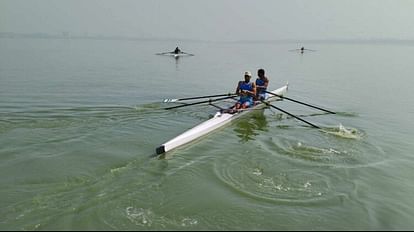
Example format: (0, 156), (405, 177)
(181, 217), (198, 227)
(110, 166), (128, 175)
(126, 207), (153, 226)
(323, 124), (362, 139)
(252, 168), (263, 176)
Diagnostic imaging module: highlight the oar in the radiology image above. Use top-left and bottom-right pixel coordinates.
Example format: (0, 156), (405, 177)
(164, 96), (236, 110)
(265, 91), (336, 114)
(163, 93), (236, 103)
(261, 100), (321, 129)
(181, 52), (195, 56)
(155, 52), (172, 55)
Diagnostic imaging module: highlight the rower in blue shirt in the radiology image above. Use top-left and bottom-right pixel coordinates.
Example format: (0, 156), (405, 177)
(255, 68), (269, 100)
(233, 71), (257, 110)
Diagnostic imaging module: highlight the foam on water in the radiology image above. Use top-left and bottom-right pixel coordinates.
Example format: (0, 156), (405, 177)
(323, 124), (362, 139)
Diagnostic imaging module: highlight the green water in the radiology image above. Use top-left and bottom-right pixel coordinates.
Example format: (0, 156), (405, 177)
(1, 38), (414, 230)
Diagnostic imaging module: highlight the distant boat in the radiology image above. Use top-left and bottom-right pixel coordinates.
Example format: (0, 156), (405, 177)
(156, 47), (194, 59)
(289, 47), (317, 54)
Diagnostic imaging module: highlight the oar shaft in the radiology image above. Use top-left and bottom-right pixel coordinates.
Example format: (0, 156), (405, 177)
(164, 96), (236, 110)
(177, 93), (235, 101)
(265, 91), (335, 114)
(262, 101), (321, 129)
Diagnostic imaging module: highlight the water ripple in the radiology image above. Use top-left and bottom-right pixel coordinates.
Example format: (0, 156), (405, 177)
(258, 129), (386, 168)
(213, 155), (342, 205)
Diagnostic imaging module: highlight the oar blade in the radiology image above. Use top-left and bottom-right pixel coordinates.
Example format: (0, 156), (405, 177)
(163, 98), (178, 103)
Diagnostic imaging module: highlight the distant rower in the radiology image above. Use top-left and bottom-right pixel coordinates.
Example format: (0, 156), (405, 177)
(174, 47), (182, 54)
(156, 47), (194, 57)
(289, 47), (316, 53)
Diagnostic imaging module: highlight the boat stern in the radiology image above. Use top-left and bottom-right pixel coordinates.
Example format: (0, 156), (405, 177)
(156, 145), (165, 155)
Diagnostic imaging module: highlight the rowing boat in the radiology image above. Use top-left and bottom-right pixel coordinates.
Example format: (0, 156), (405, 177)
(156, 52), (194, 58)
(156, 84), (288, 154)
(155, 84), (288, 155)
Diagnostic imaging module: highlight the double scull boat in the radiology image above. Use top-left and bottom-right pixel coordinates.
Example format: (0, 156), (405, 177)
(156, 84), (288, 155)
(156, 52), (195, 59)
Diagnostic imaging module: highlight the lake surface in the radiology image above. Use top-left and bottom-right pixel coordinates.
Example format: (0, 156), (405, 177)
(1, 37), (414, 230)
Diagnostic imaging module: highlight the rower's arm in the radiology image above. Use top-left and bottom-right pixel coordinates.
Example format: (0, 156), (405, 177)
(241, 83), (256, 96)
(236, 82), (256, 96)
(235, 81), (241, 95)
(263, 78), (269, 88)
(251, 82), (257, 96)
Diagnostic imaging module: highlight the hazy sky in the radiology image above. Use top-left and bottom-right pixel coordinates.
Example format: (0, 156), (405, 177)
(1, 0), (413, 41)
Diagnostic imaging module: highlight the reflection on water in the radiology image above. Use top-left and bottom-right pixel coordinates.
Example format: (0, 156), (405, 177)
(175, 55), (180, 69)
(233, 110), (268, 143)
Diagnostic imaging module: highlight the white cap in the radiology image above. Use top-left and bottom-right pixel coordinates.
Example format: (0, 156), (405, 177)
(244, 71), (252, 77)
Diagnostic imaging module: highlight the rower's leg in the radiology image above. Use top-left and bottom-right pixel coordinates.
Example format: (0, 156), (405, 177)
(221, 103), (239, 114)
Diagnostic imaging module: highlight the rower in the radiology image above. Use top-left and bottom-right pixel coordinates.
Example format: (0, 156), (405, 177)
(233, 71), (256, 110)
(174, 47), (181, 54)
(255, 68), (269, 100)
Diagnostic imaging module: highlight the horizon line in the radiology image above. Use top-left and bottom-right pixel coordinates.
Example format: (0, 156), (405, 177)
(1, 31), (414, 44)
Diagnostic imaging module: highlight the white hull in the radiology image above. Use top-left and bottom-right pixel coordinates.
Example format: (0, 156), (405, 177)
(156, 85), (288, 154)
(158, 53), (193, 58)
